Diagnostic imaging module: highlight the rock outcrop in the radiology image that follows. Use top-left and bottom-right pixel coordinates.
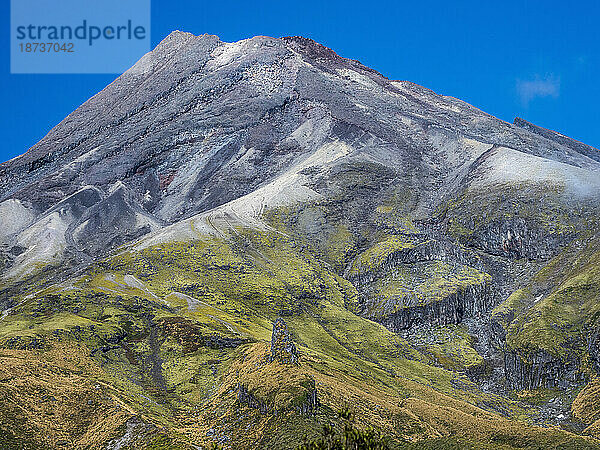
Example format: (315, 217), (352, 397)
(236, 379), (318, 415)
(269, 318), (298, 364)
(504, 350), (584, 390)
(460, 217), (571, 261)
(379, 282), (492, 331)
(234, 333), (317, 417)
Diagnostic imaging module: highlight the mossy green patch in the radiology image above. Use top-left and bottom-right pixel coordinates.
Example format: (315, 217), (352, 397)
(366, 261), (490, 316)
(3, 219), (597, 448)
(502, 233), (600, 361)
(407, 325), (485, 372)
(347, 235), (420, 277)
(441, 183), (586, 241)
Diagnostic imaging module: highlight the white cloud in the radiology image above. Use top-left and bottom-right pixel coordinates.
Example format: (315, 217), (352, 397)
(516, 75), (560, 106)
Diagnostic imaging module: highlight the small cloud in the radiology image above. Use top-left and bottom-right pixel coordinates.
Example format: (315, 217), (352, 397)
(516, 75), (560, 107)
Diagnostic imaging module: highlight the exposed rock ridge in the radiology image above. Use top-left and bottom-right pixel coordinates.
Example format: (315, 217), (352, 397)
(347, 236), (483, 284)
(378, 282), (493, 331)
(504, 349), (584, 389)
(514, 117), (600, 163)
(1, 34), (600, 441)
(236, 382), (318, 415)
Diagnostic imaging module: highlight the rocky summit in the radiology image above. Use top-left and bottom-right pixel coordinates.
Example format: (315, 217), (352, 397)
(1, 32), (600, 449)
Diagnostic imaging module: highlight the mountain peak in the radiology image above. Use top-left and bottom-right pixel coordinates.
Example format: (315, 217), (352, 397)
(282, 35), (341, 60)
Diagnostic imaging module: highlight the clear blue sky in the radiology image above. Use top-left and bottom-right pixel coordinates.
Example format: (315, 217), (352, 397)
(1, 0), (599, 164)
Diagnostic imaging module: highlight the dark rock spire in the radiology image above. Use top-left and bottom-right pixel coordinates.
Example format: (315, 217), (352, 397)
(269, 318), (298, 364)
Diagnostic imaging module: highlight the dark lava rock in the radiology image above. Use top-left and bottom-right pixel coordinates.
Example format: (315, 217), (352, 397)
(236, 379), (318, 416)
(504, 349), (584, 390)
(0, 335), (46, 350)
(237, 383), (270, 415)
(269, 318), (298, 364)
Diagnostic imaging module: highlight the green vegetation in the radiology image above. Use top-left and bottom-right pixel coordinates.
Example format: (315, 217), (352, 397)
(367, 261), (490, 317)
(298, 408), (389, 449)
(1, 220), (599, 448)
(407, 325), (485, 372)
(441, 183), (582, 241)
(514, 388), (563, 407)
(347, 235), (420, 277)
(499, 233), (600, 362)
(573, 378), (600, 438)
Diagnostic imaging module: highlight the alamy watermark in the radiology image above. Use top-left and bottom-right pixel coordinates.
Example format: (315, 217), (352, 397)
(11, 0), (151, 74)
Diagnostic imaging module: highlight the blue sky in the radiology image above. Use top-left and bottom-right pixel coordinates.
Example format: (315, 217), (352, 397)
(1, 0), (599, 164)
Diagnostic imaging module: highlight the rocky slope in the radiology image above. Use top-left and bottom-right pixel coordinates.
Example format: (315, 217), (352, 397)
(1, 32), (600, 449)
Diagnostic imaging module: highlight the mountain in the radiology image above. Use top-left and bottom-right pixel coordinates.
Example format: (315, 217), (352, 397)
(1, 32), (600, 449)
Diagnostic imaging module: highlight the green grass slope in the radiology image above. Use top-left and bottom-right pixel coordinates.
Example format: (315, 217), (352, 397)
(1, 223), (599, 448)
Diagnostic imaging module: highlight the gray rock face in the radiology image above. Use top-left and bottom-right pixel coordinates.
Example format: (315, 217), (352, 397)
(514, 117), (600, 163)
(236, 381), (318, 415)
(237, 383), (270, 415)
(2, 32), (598, 224)
(504, 349), (584, 390)
(269, 318), (298, 364)
(379, 283), (492, 331)
(588, 331), (600, 373)
(70, 182), (162, 256)
(460, 217), (571, 260)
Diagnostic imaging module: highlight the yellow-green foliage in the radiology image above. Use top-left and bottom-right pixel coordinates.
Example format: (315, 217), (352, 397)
(0, 341), (133, 449)
(502, 234), (600, 360)
(442, 183), (588, 240)
(105, 229), (357, 333)
(573, 378), (600, 423)
(514, 387), (563, 407)
(573, 378), (600, 438)
(262, 191), (422, 276)
(263, 205), (360, 274)
(417, 325), (485, 372)
(16, 227), (513, 417)
(369, 261), (490, 315)
(224, 342), (315, 411)
(209, 342), (599, 450)
(3, 222), (600, 448)
(347, 235), (419, 276)
(372, 188), (419, 232)
(0, 312), (93, 339)
(121, 232), (524, 416)
(325, 225), (357, 272)
(493, 289), (530, 319)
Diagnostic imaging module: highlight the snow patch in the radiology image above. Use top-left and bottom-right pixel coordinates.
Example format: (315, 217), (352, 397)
(472, 147), (600, 197)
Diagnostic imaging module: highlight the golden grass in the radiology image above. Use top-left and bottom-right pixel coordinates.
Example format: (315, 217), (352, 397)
(0, 341), (132, 448)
